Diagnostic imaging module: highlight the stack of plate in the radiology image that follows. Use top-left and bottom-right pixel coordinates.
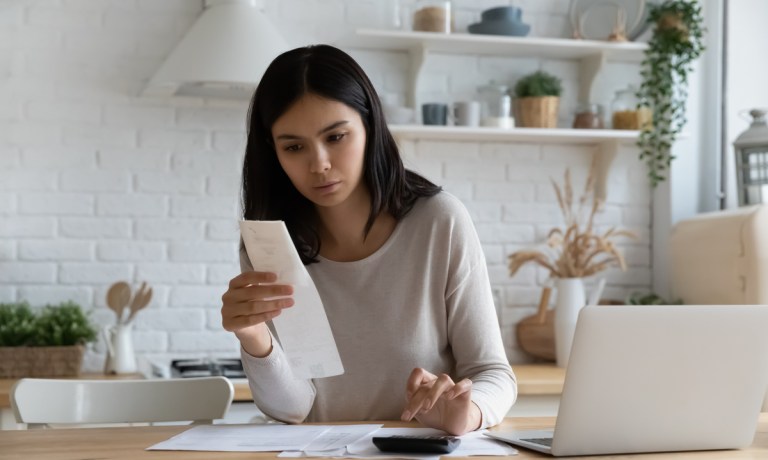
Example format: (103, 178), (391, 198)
(468, 6), (531, 37)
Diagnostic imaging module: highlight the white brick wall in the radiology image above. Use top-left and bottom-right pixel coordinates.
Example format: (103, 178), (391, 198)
(0, 0), (652, 369)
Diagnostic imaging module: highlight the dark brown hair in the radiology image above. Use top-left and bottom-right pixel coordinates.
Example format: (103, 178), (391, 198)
(242, 45), (440, 264)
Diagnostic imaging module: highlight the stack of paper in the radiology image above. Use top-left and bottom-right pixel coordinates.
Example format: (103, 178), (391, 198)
(148, 424), (518, 458)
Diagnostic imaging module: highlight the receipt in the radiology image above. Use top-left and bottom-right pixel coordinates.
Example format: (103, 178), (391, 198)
(239, 220), (344, 379)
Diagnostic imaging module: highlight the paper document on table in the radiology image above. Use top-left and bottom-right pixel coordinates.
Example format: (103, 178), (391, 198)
(147, 424), (332, 452)
(148, 424), (517, 456)
(239, 220), (344, 379)
(291, 424), (383, 454)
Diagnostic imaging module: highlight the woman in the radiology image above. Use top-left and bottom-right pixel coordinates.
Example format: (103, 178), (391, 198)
(221, 45), (516, 435)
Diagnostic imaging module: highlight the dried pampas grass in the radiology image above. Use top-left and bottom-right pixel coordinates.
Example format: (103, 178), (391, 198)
(508, 161), (636, 279)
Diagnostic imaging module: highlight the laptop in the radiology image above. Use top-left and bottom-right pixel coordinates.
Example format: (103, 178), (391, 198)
(486, 305), (768, 456)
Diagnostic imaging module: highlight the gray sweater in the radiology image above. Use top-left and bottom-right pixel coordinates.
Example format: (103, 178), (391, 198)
(240, 192), (517, 428)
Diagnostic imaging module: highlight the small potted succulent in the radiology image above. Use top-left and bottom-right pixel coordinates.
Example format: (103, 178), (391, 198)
(0, 301), (97, 378)
(513, 70), (563, 128)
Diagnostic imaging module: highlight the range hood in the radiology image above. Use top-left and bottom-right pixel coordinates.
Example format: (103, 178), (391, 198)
(142, 0), (290, 99)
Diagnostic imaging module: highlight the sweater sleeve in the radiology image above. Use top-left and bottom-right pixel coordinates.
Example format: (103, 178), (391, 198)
(238, 246), (317, 424)
(443, 202), (518, 428)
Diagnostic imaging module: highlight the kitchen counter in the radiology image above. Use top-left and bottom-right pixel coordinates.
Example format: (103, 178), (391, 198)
(1, 364), (563, 409)
(0, 364), (564, 428)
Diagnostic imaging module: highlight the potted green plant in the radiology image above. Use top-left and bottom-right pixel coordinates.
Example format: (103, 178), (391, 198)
(636, 0), (705, 186)
(0, 301), (98, 378)
(513, 70), (563, 128)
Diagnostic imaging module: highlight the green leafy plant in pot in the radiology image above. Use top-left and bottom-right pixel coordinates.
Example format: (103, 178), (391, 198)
(0, 301), (98, 378)
(636, 0), (705, 186)
(513, 70), (563, 128)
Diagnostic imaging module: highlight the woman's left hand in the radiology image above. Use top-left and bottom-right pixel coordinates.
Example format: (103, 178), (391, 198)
(401, 368), (482, 436)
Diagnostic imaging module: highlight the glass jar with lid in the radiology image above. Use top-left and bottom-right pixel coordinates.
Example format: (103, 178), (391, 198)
(478, 82), (514, 129)
(610, 86), (652, 130)
(412, 0), (453, 33)
(572, 102), (604, 129)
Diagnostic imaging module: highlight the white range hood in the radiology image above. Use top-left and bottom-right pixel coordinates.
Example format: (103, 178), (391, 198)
(142, 0), (290, 99)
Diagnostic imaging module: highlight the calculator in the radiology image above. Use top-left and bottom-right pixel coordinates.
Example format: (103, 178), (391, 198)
(372, 435), (461, 454)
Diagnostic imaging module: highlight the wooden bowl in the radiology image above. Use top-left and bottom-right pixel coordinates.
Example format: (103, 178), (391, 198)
(516, 309), (556, 361)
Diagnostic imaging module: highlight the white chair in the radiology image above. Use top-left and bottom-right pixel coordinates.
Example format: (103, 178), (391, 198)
(10, 377), (234, 429)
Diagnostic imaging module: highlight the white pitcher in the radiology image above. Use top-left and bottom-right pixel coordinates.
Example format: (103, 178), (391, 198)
(103, 323), (137, 374)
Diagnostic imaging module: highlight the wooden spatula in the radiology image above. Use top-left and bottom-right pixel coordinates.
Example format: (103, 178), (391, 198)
(125, 282), (153, 324)
(106, 282), (131, 324)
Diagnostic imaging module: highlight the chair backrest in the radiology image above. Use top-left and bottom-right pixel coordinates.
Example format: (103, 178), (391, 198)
(10, 377), (234, 428)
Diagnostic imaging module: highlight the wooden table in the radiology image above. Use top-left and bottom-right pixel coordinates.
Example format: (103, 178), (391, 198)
(2, 415), (768, 459)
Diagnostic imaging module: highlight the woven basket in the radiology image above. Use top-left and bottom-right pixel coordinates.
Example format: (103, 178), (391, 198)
(514, 96), (560, 128)
(0, 345), (84, 378)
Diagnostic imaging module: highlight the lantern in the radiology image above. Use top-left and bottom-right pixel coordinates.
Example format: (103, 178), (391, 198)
(734, 109), (768, 206)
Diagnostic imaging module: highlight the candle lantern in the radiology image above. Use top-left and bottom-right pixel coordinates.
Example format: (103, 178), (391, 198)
(734, 109), (768, 206)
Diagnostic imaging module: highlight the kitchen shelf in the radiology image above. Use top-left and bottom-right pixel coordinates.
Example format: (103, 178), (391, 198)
(351, 28), (647, 61)
(389, 125), (640, 143)
(346, 29), (648, 105)
(389, 125), (639, 200)
(339, 29), (649, 198)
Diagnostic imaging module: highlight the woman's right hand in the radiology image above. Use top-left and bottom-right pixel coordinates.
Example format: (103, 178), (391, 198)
(221, 271), (294, 357)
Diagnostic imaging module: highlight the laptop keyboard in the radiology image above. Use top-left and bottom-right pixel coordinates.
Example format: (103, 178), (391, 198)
(522, 437), (553, 447)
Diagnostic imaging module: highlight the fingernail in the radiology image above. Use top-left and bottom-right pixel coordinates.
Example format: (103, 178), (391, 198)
(401, 410), (411, 421)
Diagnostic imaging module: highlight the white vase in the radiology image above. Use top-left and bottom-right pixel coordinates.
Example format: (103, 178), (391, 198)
(554, 277), (586, 368)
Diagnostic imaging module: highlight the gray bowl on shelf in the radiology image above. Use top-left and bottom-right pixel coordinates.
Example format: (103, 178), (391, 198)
(481, 6), (523, 22)
(468, 19), (531, 37)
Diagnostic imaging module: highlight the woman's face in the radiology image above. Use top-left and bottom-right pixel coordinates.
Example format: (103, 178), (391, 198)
(271, 93), (368, 210)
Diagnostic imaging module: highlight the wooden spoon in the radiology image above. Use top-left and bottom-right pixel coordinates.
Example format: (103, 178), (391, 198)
(106, 282), (131, 324)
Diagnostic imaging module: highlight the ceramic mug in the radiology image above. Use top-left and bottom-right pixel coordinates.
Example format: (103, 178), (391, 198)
(422, 103), (449, 125)
(454, 101), (481, 127)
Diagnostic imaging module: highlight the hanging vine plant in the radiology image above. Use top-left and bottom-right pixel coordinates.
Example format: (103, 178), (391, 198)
(636, 0), (705, 186)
